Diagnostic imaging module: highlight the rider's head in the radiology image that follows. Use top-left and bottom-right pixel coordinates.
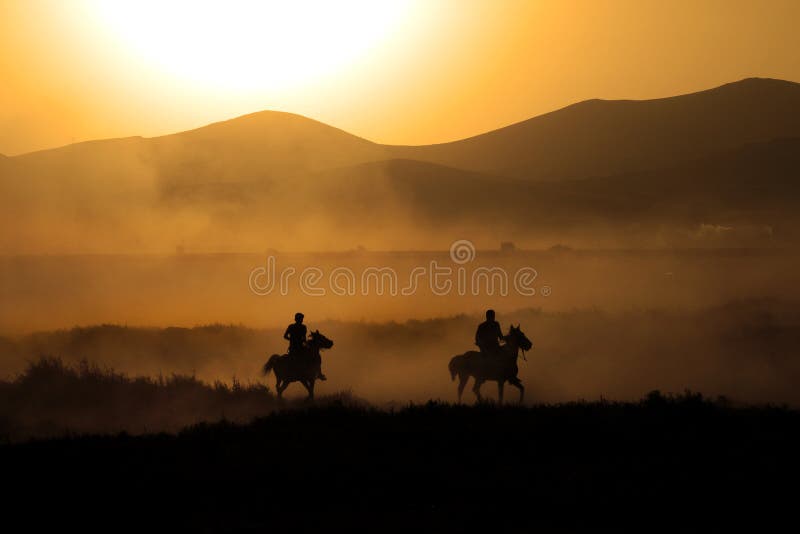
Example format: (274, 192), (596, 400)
(485, 309), (495, 321)
(294, 312), (304, 323)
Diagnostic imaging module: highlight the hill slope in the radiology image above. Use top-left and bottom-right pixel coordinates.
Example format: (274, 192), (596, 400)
(309, 136), (800, 246)
(2, 137), (799, 251)
(7, 77), (800, 183)
(390, 78), (800, 180)
(147, 110), (388, 186)
(3, 79), (800, 252)
(3, 396), (799, 530)
(8, 111), (388, 186)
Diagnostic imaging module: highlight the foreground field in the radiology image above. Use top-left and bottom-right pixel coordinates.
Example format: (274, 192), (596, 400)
(3, 393), (798, 530)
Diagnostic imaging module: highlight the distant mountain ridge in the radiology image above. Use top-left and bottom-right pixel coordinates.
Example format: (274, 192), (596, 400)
(7, 77), (800, 181)
(2, 78), (800, 252)
(388, 77), (800, 179)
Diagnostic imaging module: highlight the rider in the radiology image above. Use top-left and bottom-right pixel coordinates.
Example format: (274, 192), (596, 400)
(283, 312), (327, 381)
(475, 309), (505, 357)
(284, 312), (307, 357)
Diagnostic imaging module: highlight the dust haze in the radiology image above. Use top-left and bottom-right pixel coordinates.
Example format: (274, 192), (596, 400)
(3, 79), (800, 254)
(2, 78), (800, 417)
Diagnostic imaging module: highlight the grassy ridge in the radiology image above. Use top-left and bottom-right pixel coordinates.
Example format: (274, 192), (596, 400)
(0, 357), (364, 441)
(3, 392), (798, 530)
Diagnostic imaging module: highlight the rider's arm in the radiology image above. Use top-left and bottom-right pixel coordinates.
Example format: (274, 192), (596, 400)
(283, 327), (291, 341)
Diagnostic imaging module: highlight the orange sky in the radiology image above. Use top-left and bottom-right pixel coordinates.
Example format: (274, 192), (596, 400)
(1, 0), (799, 156)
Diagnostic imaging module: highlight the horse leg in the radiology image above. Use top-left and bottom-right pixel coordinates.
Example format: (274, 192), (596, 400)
(497, 380), (504, 405)
(304, 379), (315, 400)
(509, 377), (524, 403)
(276, 379), (288, 398)
(472, 378), (485, 403)
(457, 375), (468, 403)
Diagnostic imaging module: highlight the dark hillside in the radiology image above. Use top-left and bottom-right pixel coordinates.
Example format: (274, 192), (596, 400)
(3, 395), (798, 530)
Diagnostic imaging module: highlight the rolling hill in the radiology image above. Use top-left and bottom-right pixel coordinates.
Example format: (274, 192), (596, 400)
(390, 78), (800, 180)
(2, 78), (800, 252)
(6, 111), (388, 187)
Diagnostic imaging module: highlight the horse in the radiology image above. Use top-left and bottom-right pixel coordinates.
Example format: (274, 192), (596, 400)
(448, 324), (532, 403)
(262, 330), (334, 399)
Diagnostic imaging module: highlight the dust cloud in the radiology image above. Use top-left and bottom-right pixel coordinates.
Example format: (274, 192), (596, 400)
(2, 298), (799, 407)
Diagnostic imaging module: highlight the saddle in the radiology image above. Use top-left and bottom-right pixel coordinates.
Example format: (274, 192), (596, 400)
(287, 346), (320, 365)
(478, 343), (505, 358)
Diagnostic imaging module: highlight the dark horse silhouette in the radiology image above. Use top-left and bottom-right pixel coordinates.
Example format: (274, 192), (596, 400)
(448, 325), (532, 403)
(262, 330), (334, 399)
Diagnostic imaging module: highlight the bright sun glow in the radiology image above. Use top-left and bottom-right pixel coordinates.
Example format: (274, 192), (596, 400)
(88, 0), (413, 91)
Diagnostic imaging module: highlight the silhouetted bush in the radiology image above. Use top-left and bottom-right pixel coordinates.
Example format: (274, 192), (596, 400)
(0, 357), (363, 441)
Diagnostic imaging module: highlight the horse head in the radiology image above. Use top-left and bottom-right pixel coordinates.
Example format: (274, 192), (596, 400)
(506, 324), (533, 353)
(308, 329), (334, 350)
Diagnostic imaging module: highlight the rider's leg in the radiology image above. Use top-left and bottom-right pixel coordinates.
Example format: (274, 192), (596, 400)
(312, 351), (326, 380)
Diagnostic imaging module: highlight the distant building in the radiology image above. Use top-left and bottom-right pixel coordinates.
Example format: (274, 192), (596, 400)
(500, 241), (516, 253)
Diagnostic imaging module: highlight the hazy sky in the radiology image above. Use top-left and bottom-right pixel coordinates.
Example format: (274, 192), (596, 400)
(1, 0), (799, 155)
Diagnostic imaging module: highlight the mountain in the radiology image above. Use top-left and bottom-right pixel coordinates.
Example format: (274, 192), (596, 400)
(189, 134), (800, 248)
(146, 111), (388, 186)
(390, 78), (800, 180)
(8, 111), (388, 188)
(2, 78), (800, 252)
(7, 77), (800, 183)
(318, 137), (800, 246)
(6, 77), (800, 185)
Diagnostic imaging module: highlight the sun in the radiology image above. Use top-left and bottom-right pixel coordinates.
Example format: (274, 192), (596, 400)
(87, 0), (413, 91)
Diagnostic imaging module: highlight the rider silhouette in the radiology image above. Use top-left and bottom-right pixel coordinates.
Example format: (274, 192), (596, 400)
(283, 312), (326, 381)
(284, 312), (307, 356)
(475, 309), (505, 357)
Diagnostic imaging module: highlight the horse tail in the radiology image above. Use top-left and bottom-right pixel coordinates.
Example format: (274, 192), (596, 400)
(448, 356), (460, 381)
(262, 354), (280, 376)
